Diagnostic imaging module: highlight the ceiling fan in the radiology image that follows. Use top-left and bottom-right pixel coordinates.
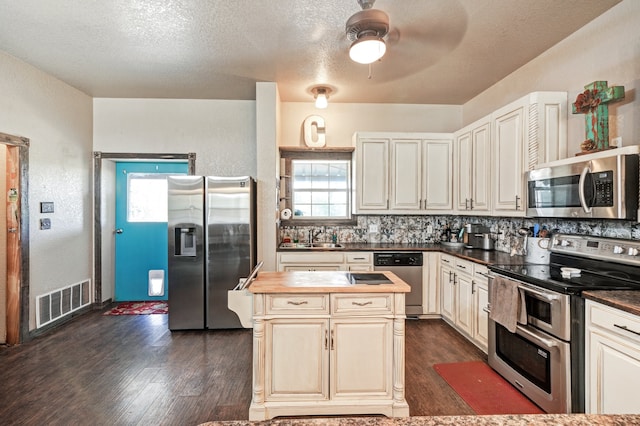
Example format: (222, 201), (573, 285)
(345, 0), (390, 64)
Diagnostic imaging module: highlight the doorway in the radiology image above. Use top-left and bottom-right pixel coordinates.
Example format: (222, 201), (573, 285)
(0, 132), (29, 345)
(114, 161), (188, 301)
(93, 152), (195, 306)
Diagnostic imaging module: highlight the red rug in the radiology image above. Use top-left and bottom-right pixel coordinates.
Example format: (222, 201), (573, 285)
(433, 361), (545, 415)
(103, 301), (168, 315)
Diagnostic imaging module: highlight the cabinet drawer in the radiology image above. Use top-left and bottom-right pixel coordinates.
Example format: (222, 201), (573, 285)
(266, 294), (329, 315)
(440, 254), (456, 266)
(588, 301), (640, 345)
(279, 253), (345, 264)
(454, 259), (474, 275)
(346, 252), (372, 264)
(331, 293), (393, 316)
(474, 264), (490, 281)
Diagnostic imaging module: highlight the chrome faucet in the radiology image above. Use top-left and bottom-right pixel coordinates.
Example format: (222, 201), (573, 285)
(308, 229), (321, 244)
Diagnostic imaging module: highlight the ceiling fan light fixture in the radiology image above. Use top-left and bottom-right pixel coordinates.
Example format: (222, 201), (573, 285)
(311, 86), (332, 109)
(349, 35), (386, 64)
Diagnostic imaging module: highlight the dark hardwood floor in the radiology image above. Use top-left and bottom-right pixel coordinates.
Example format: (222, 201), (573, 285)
(0, 310), (486, 425)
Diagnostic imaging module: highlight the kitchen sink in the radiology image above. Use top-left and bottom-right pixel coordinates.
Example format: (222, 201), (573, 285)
(279, 242), (344, 250)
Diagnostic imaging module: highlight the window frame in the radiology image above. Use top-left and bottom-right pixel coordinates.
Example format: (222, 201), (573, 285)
(279, 147), (356, 226)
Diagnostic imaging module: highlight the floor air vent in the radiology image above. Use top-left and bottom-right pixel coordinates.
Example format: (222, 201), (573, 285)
(36, 280), (92, 328)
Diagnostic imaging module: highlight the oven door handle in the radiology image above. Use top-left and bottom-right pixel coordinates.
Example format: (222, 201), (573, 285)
(518, 284), (559, 302)
(516, 324), (558, 349)
(578, 163), (592, 214)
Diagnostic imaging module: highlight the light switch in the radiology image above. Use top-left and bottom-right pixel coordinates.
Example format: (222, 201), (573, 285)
(40, 202), (54, 213)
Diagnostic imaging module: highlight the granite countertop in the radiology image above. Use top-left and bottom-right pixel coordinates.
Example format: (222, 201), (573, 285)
(582, 290), (640, 316)
(248, 271), (411, 294)
(201, 414), (640, 425)
(278, 242), (527, 267)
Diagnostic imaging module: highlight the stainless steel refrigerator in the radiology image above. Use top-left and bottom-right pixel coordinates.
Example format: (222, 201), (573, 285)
(167, 176), (256, 330)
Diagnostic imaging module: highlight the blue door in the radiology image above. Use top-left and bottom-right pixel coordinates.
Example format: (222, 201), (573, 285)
(115, 162), (189, 301)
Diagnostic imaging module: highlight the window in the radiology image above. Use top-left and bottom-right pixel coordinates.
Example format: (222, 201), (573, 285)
(280, 148), (355, 224)
(127, 173), (183, 222)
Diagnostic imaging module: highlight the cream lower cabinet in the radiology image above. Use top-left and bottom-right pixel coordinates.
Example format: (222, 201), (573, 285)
(277, 252), (372, 272)
(439, 255), (455, 322)
(251, 292), (408, 420)
(439, 255), (489, 353)
(586, 300), (640, 414)
(471, 264), (490, 352)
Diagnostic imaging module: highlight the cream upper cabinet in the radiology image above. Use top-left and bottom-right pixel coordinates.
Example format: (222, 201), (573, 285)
(354, 132), (453, 214)
(492, 92), (567, 216)
(422, 138), (453, 210)
(356, 137), (389, 210)
(493, 106), (525, 213)
(455, 116), (492, 214)
(390, 138), (422, 210)
(586, 300), (640, 414)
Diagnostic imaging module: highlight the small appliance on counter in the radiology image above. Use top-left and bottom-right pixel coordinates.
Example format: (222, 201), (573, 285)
(464, 224), (494, 250)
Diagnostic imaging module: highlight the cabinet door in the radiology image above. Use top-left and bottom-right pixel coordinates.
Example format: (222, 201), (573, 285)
(265, 318), (329, 401)
(588, 330), (640, 414)
(331, 318), (393, 399)
(390, 139), (421, 210)
(440, 263), (455, 322)
(455, 272), (474, 337)
(471, 121), (491, 212)
(455, 130), (472, 212)
(473, 280), (489, 352)
(423, 139), (453, 210)
(493, 106), (525, 214)
(357, 138), (389, 210)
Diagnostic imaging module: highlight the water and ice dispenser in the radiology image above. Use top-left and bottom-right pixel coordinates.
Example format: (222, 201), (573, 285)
(174, 227), (196, 256)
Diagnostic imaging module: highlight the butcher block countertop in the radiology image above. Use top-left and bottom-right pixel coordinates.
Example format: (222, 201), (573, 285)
(248, 271), (411, 294)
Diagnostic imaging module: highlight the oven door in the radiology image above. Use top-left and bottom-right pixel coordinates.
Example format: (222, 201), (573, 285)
(488, 319), (571, 413)
(519, 282), (571, 341)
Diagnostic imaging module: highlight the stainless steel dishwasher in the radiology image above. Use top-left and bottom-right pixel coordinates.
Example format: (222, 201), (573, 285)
(373, 252), (423, 316)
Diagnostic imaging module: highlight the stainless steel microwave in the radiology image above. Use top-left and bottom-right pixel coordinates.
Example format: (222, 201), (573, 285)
(527, 153), (639, 220)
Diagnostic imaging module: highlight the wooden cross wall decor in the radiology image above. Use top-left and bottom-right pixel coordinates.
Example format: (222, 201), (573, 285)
(572, 80), (624, 154)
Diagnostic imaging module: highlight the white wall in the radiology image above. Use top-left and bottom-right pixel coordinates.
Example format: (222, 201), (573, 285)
(464, 0), (639, 155)
(280, 103), (462, 147)
(93, 98), (257, 177)
(0, 51), (93, 331)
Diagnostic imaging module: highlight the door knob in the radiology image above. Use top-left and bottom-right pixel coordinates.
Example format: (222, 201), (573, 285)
(115, 228), (123, 234)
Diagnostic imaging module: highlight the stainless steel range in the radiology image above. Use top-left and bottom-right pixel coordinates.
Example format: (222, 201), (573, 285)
(488, 233), (640, 414)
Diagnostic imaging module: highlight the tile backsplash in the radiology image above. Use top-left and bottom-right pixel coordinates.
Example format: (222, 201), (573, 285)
(280, 215), (640, 255)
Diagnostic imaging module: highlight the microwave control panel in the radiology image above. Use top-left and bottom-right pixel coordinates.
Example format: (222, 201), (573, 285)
(592, 170), (614, 206)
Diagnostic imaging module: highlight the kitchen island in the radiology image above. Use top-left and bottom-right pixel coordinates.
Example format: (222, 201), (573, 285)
(248, 271), (411, 421)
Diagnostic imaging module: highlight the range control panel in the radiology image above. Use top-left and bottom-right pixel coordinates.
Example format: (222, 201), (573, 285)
(551, 233), (640, 266)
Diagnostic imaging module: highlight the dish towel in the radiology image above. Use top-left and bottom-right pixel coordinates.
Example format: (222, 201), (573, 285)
(489, 276), (520, 333)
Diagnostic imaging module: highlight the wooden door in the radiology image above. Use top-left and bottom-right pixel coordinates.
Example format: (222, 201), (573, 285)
(471, 121), (492, 212)
(493, 107), (525, 213)
(4, 142), (22, 345)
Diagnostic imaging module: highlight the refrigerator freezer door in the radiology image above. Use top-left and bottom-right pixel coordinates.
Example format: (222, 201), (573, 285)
(206, 176), (256, 328)
(168, 176), (205, 330)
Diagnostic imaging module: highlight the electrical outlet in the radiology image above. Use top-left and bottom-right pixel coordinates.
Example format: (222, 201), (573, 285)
(40, 218), (51, 230)
(426, 225), (433, 234)
(368, 224), (378, 233)
(611, 136), (622, 147)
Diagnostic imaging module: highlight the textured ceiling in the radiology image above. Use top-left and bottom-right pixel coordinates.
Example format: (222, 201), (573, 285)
(0, 0), (621, 104)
